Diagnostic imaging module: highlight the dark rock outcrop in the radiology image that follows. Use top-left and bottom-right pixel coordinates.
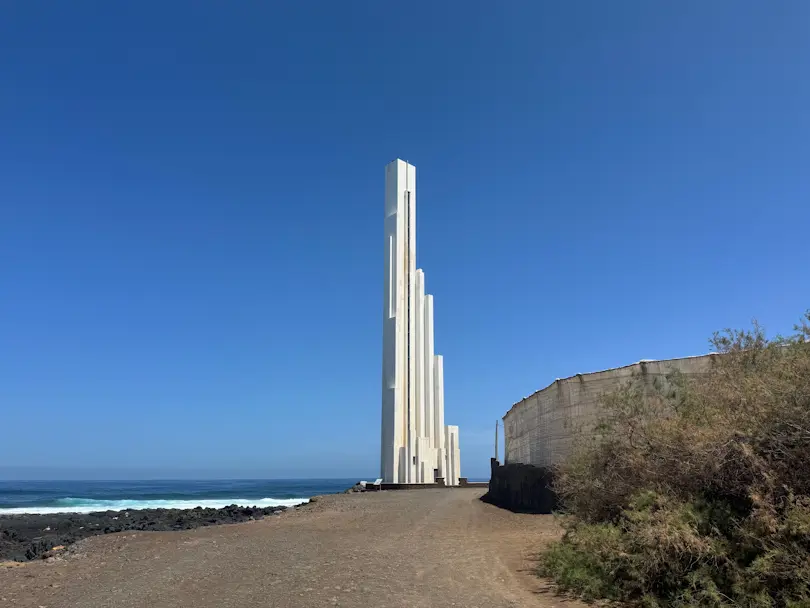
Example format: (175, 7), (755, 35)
(0, 503), (297, 562)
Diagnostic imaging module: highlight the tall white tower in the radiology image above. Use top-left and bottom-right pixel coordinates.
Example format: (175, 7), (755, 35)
(381, 159), (461, 485)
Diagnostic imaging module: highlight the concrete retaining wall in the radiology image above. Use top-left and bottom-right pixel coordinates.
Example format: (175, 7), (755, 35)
(503, 354), (717, 469)
(483, 459), (558, 513)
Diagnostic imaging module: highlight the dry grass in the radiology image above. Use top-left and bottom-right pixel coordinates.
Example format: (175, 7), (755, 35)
(540, 312), (810, 608)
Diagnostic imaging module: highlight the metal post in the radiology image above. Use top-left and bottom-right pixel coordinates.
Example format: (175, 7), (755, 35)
(495, 420), (499, 462)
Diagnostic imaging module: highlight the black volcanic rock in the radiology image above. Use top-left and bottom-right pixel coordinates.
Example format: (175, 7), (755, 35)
(0, 503), (299, 562)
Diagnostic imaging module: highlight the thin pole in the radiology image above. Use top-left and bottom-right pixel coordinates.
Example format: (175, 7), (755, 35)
(495, 420), (499, 462)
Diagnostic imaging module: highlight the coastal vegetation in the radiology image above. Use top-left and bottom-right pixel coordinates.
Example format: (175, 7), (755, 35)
(539, 312), (810, 607)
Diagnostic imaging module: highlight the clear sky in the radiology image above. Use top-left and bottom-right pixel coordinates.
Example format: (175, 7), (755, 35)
(1, 1), (808, 480)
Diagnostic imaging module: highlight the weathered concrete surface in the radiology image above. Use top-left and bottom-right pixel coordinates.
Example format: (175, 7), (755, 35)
(0, 488), (581, 608)
(504, 354), (717, 468)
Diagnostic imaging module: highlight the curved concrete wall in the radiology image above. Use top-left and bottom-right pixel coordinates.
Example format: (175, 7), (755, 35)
(503, 354), (718, 468)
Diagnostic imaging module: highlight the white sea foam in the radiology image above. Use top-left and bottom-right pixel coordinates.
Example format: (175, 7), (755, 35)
(0, 497), (309, 515)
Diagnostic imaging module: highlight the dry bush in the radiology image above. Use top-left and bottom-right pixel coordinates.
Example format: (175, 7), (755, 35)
(540, 312), (810, 608)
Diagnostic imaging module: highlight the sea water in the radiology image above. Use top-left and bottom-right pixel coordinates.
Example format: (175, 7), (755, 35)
(0, 479), (357, 515)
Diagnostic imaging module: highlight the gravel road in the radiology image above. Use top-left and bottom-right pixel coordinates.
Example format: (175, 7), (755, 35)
(0, 488), (580, 608)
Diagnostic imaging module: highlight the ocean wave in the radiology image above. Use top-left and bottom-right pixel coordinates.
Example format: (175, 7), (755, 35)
(0, 497), (309, 515)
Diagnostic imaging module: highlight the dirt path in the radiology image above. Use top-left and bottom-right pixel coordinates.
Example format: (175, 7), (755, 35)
(0, 488), (580, 608)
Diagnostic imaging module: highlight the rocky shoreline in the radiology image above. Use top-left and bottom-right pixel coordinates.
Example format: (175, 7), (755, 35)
(0, 502), (306, 562)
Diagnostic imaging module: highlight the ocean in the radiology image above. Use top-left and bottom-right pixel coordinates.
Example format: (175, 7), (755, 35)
(0, 479), (357, 515)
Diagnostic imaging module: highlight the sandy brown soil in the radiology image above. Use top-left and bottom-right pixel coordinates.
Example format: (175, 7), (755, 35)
(0, 488), (581, 608)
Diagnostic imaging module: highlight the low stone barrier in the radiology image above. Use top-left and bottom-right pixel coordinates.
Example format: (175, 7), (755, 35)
(482, 458), (558, 513)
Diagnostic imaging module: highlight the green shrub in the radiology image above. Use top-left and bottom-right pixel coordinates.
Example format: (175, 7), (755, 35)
(541, 312), (810, 607)
(540, 524), (623, 602)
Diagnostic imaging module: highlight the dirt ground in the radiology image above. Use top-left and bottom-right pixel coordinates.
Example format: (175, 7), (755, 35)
(0, 488), (583, 608)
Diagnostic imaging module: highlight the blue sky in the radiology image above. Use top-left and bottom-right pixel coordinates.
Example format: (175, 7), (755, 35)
(1, 1), (808, 480)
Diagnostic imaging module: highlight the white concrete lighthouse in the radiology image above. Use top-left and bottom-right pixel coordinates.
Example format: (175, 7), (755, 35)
(381, 159), (461, 485)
